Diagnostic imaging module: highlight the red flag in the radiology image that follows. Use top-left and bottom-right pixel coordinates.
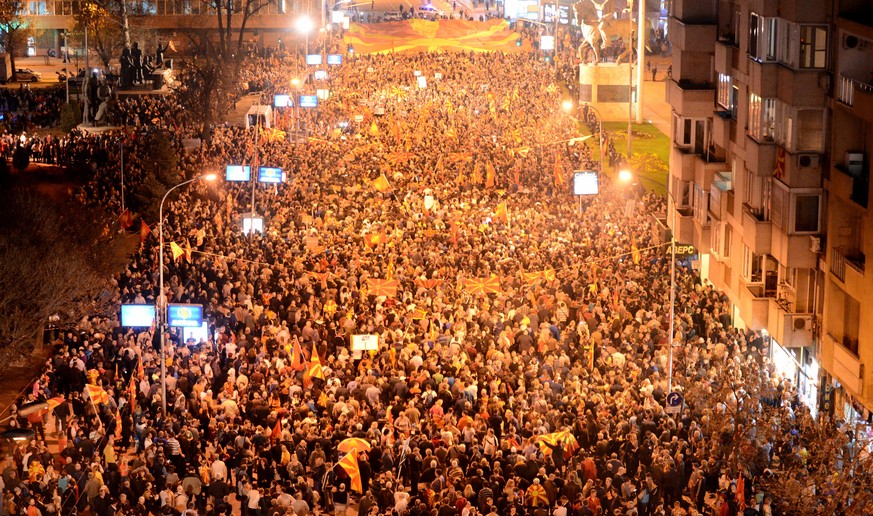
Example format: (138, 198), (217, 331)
(485, 161), (496, 189)
(271, 419), (282, 442)
(290, 341), (304, 371)
(140, 220), (151, 243)
(119, 209), (133, 229)
(553, 153), (564, 186)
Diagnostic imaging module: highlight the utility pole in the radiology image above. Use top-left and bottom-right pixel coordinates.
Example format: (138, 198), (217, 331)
(636, 0), (645, 123)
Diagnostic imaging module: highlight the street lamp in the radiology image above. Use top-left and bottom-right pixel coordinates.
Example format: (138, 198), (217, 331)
(296, 16), (315, 55)
(618, 170), (677, 393)
(157, 173), (217, 417)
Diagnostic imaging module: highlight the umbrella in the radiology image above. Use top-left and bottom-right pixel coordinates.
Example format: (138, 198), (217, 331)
(366, 278), (399, 297)
(464, 275), (501, 295)
(338, 437), (372, 454)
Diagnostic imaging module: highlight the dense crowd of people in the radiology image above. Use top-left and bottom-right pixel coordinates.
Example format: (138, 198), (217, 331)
(0, 37), (830, 516)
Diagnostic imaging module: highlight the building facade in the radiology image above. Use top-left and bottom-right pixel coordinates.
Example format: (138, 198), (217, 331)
(665, 0), (873, 424)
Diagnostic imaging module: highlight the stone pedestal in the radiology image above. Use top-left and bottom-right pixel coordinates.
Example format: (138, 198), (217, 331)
(578, 62), (636, 122)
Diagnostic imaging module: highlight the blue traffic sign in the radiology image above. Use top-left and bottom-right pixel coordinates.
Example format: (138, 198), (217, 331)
(665, 392), (683, 414)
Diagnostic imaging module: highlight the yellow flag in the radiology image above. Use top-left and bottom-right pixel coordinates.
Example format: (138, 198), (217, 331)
(494, 201), (508, 224)
(632, 238), (641, 264)
(368, 121), (379, 137)
(372, 174), (390, 192)
(170, 242), (184, 263)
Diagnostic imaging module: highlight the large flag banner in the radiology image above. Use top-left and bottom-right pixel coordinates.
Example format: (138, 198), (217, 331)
(170, 242), (185, 263)
(366, 278), (400, 297)
(464, 276), (501, 295)
(343, 19), (530, 55)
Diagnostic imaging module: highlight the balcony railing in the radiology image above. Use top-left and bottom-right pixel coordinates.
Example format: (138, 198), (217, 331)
(838, 74), (873, 107)
(831, 246), (866, 282)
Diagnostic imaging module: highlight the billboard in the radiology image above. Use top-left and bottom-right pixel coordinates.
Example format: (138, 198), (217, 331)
(273, 94), (292, 107)
(327, 54), (343, 65)
(258, 166), (285, 183)
(300, 95), (319, 108)
(540, 35), (555, 51)
(225, 165), (251, 182)
(120, 304), (155, 327)
(573, 170), (599, 195)
(167, 304), (204, 327)
(542, 2), (571, 24)
(305, 54), (323, 65)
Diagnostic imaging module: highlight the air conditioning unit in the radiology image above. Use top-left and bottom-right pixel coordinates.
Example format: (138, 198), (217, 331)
(843, 34), (860, 50)
(798, 153), (820, 169)
(793, 315), (813, 331)
(846, 152), (864, 176)
(809, 235), (822, 254)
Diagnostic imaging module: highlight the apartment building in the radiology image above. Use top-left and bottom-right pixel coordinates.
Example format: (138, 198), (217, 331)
(17, 0), (319, 55)
(666, 0), (835, 416)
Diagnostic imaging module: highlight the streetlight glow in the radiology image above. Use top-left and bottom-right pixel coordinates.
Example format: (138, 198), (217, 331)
(295, 16), (314, 34)
(203, 173), (218, 181)
(561, 100), (573, 112)
(618, 169), (633, 183)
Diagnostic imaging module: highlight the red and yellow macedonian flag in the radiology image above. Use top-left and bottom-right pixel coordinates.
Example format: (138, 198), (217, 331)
(464, 275), (501, 295)
(85, 384), (109, 405)
(366, 278), (400, 297)
(338, 451), (363, 492)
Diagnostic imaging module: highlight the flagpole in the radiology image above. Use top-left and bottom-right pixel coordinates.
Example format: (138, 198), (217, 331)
(86, 392), (104, 434)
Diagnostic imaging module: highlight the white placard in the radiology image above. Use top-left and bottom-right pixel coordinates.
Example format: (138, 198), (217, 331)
(354, 114), (364, 123)
(352, 334), (379, 351)
(414, 70), (422, 76)
(417, 76), (427, 89)
(434, 72), (443, 80)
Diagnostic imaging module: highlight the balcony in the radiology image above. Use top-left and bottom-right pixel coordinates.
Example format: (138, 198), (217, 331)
(830, 246), (866, 283)
(742, 204), (772, 255)
(825, 333), (863, 396)
(739, 283), (771, 330)
(670, 147), (696, 182)
(671, 206), (696, 245)
(744, 135), (776, 176)
(671, 18), (717, 53)
(775, 67), (824, 107)
(832, 162), (870, 208)
(666, 80), (716, 118)
(714, 40), (738, 75)
(837, 74), (873, 124)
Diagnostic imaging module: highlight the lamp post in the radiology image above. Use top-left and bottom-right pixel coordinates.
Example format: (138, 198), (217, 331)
(296, 16), (314, 55)
(158, 173), (217, 417)
(618, 169), (677, 393)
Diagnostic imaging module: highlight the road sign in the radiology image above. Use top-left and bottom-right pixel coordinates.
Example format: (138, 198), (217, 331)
(665, 392), (683, 415)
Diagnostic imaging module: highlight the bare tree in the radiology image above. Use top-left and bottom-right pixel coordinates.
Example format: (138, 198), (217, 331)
(0, 189), (130, 357)
(0, 1), (36, 78)
(682, 352), (873, 514)
(210, 0), (275, 60)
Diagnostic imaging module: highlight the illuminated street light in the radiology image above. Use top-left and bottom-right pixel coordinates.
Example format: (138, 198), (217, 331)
(158, 172), (217, 417)
(561, 100), (574, 112)
(619, 170), (677, 393)
(296, 16), (314, 54)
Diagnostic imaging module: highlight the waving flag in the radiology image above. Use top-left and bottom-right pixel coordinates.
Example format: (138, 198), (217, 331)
(290, 341), (305, 371)
(464, 276), (501, 295)
(364, 229), (388, 248)
(485, 161), (496, 189)
(631, 238), (641, 264)
(119, 209), (133, 229)
(140, 220), (151, 244)
(447, 152), (473, 163)
(371, 174), (391, 192)
(553, 153), (564, 186)
(338, 451), (363, 492)
(536, 429), (580, 457)
(366, 278), (400, 297)
(414, 278), (444, 290)
(543, 268), (556, 282)
(522, 271), (543, 285)
(494, 201), (508, 224)
(170, 242), (185, 263)
(304, 344), (326, 387)
(85, 384), (109, 405)
(386, 152), (415, 165)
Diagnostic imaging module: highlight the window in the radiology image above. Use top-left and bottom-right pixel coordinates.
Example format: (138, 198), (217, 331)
(731, 85), (739, 120)
(724, 223), (733, 259)
(693, 184), (711, 226)
(748, 93), (776, 142)
(749, 13), (777, 62)
(749, 13), (760, 59)
(793, 194), (821, 233)
(671, 177), (691, 208)
(718, 74), (732, 110)
(743, 246), (764, 283)
(799, 25), (828, 69)
(675, 116), (709, 152)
